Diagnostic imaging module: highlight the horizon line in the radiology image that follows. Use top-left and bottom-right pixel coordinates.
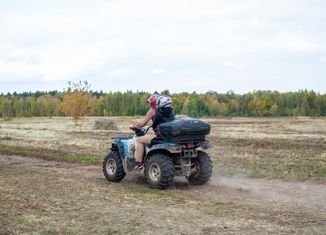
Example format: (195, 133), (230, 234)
(1, 89), (325, 96)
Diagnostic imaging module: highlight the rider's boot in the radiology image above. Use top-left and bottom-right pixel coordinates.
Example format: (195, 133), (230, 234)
(133, 162), (143, 171)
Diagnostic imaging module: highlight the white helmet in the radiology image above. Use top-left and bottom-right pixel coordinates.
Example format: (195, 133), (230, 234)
(156, 95), (172, 109)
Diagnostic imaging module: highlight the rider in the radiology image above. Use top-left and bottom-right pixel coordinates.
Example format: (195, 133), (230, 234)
(130, 93), (175, 170)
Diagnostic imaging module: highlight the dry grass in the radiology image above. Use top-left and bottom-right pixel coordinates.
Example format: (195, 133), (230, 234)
(93, 117), (118, 130)
(203, 117), (326, 181)
(1, 158), (324, 234)
(1, 116), (326, 234)
(0, 116), (325, 181)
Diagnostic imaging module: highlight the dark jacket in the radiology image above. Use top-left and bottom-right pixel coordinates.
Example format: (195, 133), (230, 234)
(152, 107), (175, 134)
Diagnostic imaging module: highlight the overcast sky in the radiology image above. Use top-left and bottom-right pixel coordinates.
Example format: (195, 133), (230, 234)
(0, 0), (325, 94)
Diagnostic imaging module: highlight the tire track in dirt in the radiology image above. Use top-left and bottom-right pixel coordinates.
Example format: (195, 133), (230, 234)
(207, 175), (326, 213)
(1, 154), (326, 216)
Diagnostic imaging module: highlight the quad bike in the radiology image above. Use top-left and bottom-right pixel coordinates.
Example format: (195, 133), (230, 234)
(103, 118), (213, 190)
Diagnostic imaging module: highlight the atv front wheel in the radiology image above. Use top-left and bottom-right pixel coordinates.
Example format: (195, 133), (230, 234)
(103, 151), (126, 182)
(145, 154), (174, 190)
(188, 151), (212, 185)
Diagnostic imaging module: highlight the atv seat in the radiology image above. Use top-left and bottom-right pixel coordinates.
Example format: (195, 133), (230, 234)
(147, 136), (164, 148)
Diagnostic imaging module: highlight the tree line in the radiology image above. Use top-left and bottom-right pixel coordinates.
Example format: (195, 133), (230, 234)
(0, 90), (325, 118)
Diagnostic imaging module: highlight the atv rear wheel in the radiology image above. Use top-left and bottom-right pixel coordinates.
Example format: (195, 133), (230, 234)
(188, 151), (212, 185)
(145, 154), (174, 190)
(103, 151), (126, 182)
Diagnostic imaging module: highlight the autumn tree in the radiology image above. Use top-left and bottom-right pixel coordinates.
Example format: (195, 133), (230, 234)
(60, 81), (95, 124)
(36, 95), (60, 117)
(1, 89), (326, 118)
(1, 98), (13, 118)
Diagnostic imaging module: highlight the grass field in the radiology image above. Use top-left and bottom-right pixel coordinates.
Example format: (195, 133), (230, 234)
(1, 116), (325, 181)
(0, 116), (326, 234)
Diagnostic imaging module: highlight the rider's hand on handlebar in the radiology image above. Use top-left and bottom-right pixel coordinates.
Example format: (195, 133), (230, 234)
(130, 125), (138, 130)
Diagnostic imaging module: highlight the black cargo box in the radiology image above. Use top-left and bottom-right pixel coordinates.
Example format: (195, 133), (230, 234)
(159, 118), (211, 143)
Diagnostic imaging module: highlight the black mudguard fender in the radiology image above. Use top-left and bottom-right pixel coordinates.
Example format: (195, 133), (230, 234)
(145, 143), (183, 156)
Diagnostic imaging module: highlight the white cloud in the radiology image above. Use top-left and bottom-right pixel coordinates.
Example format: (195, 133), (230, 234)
(224, 61), (250, 70)
(152, 68), (166, 75)
(319, 56), (326, 62)
(0, 60), (40, 80)
(0, 0), (326, 93)
(38, 45), (106, 81)
(224, 61), (237, 67)
(109, 68), (137, 77)
(0, 44), (108, 82)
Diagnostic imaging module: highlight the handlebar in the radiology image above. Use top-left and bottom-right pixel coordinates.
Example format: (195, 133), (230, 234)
(130, 126), (152, 136)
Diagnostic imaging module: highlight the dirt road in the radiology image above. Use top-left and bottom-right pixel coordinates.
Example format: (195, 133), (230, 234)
(1, 154), (325, 234)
